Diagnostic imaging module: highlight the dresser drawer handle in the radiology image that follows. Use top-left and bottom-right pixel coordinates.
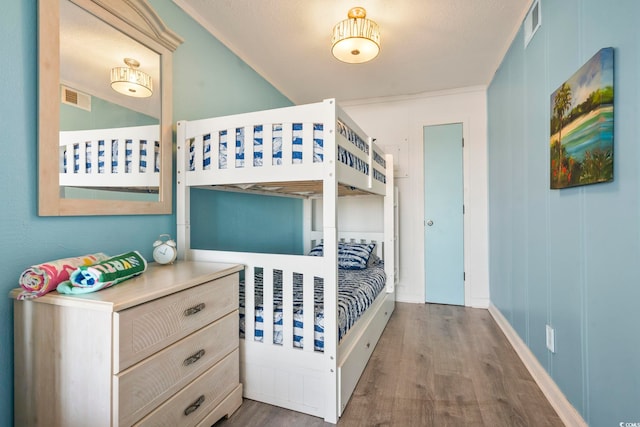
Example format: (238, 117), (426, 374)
(184, 303), (206, 316)
(184, 395), (205, 416)
(183, 349), (206, 366)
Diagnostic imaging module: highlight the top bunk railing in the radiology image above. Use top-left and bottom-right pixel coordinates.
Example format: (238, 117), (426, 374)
(176, 99), (387, 196)
(59, 124), (160, 188)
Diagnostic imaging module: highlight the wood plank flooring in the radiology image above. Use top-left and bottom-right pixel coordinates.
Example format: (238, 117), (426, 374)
(213, 302), (564, 426)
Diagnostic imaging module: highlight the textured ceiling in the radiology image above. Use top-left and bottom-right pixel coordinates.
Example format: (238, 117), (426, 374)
(173, 0), (533, 104)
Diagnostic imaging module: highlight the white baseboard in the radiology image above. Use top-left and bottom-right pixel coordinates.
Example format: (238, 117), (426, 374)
(468, 297), (490, 309)
(488, 303), (588, 427)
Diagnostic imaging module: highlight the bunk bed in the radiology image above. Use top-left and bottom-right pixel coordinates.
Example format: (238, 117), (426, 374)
(176, 99), (397, 423)
(59, 124), (160, 190)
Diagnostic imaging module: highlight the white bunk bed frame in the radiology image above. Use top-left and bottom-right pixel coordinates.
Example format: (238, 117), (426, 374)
(176, 99), (396, 423)
(59, 124), (160, 189)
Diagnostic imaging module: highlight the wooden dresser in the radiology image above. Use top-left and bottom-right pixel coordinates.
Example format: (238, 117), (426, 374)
(11, 261), (243, 427)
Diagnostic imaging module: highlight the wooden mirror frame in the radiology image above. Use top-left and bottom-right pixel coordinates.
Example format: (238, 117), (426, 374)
(38, 0), (182, 216)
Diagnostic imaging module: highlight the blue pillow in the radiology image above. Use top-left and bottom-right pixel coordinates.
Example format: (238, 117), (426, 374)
(308, 243), (324, 257)
(367, 251), (382, 267)
(308, 242), (375, 270)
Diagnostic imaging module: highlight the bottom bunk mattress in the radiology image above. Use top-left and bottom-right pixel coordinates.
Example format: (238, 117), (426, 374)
(239, 265), (386, 351)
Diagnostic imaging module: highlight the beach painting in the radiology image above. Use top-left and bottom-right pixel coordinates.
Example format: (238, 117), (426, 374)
(550, 47), (614, 189)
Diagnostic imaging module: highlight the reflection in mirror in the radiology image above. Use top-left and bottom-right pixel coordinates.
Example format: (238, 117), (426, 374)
(39, 0), (182, 216)
(59, 0), (160, 202)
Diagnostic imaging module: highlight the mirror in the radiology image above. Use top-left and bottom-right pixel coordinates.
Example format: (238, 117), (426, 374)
(39, 0), (183, 215)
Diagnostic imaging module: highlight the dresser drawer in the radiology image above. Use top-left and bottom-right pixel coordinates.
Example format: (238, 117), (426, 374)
(134, 349), (240, 427)
(194, 384), (242, 427)
(115, 311), (238, 426)
(114, 272), (238, 372)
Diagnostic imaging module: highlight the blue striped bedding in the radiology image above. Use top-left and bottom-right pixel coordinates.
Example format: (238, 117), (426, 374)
(188, 120), (383, 179)
(196, 123), (324, 170)
(239, 265), (386, 351)
(62, 139), (160, 175)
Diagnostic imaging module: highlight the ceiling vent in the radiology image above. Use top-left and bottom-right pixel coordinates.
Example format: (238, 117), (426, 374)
(61, 85), (91, 111)
(524, 0), (541, 48)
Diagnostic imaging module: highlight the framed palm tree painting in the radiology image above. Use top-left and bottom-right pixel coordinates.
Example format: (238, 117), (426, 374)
(550, 47), (614, 189)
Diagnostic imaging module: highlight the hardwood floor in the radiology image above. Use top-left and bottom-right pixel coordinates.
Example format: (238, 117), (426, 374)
(213, 302), (564, 426)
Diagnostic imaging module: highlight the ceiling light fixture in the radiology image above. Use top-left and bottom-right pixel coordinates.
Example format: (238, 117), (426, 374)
(110, 58), (153, 98)
(331, 7), (380, 64)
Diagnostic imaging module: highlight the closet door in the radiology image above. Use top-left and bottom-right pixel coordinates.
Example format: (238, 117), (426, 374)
(423, 123), (464, 306)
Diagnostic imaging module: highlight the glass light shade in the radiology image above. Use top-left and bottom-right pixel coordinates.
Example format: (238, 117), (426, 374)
(331, 7), (380, 64)
(110, 59), (153, 98)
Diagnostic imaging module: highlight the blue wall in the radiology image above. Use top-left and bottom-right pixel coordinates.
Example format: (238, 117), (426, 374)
(0, 1), (290, 425)
(190, 190), (304, 255)
(60, 97), (158, 130)
(487, 0), (640, 424)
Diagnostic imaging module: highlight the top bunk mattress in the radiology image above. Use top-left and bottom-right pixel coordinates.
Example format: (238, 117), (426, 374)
(189, 119), (385, 181)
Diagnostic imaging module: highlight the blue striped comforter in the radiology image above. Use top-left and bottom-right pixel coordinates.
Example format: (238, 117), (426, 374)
(187, 120), (382, 178)
(239, 265), (386, 351)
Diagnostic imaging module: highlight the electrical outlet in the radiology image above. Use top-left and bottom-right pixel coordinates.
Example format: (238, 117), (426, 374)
(546, 325), (555, 353)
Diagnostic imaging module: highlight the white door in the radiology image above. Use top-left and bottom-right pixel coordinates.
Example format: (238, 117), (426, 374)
(424, 123), (464, 305)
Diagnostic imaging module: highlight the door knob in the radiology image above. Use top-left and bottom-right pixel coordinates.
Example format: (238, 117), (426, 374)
(426, 220), (434, 226)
